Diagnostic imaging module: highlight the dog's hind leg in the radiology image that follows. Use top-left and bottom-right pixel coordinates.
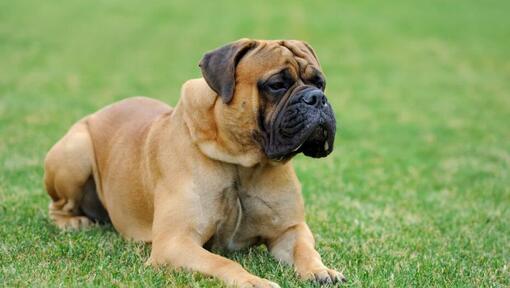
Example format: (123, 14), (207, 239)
(44, 120), (96, 230)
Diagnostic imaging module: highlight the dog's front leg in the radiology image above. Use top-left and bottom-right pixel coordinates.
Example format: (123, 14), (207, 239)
(268, 222), (346, 285)
(148, 194), (280, 288)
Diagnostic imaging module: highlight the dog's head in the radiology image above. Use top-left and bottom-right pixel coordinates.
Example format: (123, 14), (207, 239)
(199, 39), (336, 162)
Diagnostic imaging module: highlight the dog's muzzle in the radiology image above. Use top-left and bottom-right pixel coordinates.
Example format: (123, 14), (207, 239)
(265, 86), (336, 160)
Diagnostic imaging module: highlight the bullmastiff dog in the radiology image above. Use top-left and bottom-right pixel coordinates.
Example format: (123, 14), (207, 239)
(44, 39), (345, 287)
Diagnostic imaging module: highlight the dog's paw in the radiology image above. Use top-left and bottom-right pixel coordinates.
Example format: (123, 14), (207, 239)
(237, 277), (281, 288)
(53, 215), (93, 230)
(301, 267), (346, 285)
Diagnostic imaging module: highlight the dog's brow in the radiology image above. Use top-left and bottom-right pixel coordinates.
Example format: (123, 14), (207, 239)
(280, 42), (315, 63)
(278, 44), (315, 77)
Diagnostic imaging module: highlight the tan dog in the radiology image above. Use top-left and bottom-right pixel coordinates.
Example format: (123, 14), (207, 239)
(44, 39), (344, 287)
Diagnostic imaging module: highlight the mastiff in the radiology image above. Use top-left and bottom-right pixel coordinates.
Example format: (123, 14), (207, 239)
(44, 39), (345, 287)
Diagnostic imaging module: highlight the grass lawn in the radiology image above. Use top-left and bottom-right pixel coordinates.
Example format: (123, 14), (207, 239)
(1, 0), (509, 287)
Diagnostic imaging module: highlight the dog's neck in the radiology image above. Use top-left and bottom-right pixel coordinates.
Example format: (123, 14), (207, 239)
(178, 78), (264, 167)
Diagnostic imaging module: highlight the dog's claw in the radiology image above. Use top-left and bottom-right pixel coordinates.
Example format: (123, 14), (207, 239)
(302, 268), (346, 285)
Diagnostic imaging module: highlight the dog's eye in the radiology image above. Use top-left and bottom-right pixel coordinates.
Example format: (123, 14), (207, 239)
(266, 81), (289, 95)
(268, 81), (286, 91)
(312, 78), (325, 90)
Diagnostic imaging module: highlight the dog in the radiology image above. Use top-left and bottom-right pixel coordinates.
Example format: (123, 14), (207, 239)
(44, 39), (344, 287)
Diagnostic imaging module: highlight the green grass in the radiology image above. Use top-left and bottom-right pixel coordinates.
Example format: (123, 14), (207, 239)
(1, 0), (509, 287)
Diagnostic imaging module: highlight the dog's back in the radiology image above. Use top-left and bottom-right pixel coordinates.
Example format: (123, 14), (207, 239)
(87, 96), (172, 184)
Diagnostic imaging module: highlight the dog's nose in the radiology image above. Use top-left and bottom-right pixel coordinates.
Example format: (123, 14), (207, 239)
(302, 90), (326, 107)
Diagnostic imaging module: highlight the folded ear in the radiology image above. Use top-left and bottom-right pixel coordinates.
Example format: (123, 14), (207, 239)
(199, 39), (257, 103)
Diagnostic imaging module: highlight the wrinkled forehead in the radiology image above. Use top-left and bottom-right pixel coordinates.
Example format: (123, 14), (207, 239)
(237, 40), (322, 81)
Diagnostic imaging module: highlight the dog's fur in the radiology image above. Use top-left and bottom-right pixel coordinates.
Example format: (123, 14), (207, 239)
(44, 39), (344, 287)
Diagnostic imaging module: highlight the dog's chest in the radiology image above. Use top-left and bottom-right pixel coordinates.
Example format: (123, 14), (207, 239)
(205, 182), (287, 251)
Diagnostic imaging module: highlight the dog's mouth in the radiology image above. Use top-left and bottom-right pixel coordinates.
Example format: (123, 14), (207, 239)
(296, 123), (335, 158)
(267, 119), (335, 161)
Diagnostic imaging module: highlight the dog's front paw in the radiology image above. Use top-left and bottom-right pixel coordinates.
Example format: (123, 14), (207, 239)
(300, 267), (346, 285)
(237, 277), (281, 288)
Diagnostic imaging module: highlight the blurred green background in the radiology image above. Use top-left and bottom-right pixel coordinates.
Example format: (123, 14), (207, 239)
(1, 0), (509, 287)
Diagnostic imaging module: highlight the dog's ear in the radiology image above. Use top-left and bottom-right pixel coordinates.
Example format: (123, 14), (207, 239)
(199, 39), (256, 104)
